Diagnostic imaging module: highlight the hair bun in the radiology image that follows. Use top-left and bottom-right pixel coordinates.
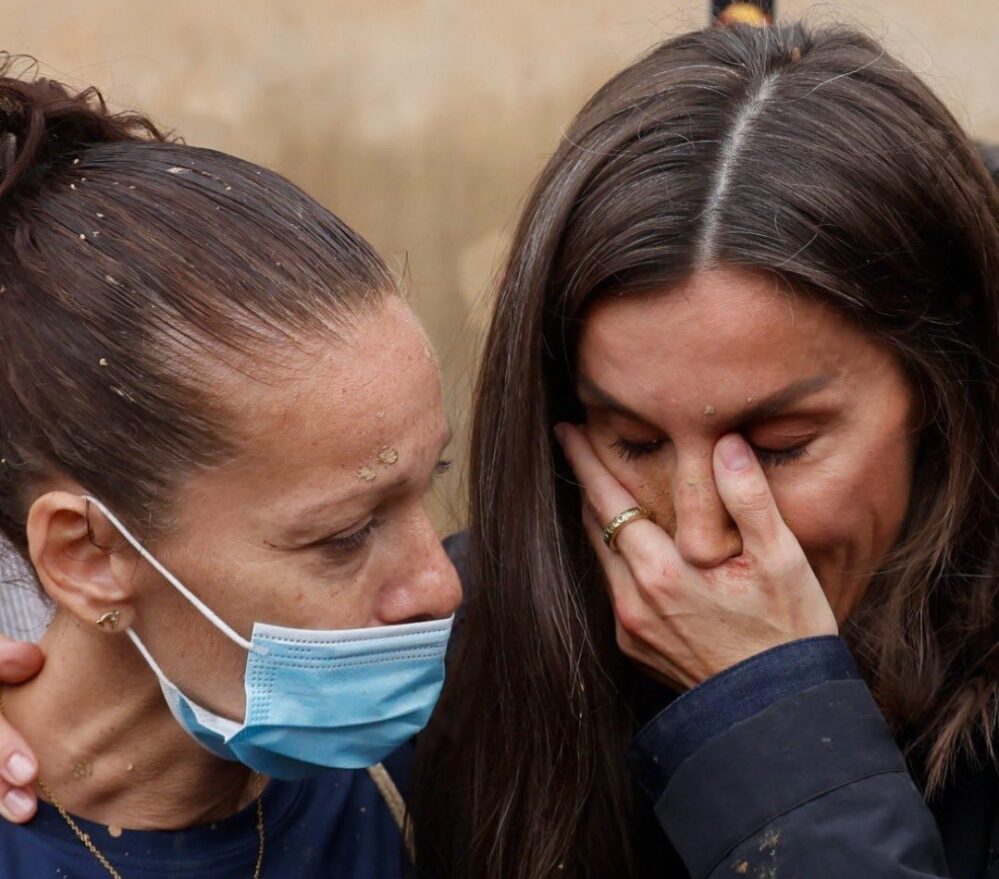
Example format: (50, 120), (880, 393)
(0, 53), (166, 199)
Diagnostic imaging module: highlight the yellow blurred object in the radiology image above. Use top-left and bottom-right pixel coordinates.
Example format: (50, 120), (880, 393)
(717, 3), (772, 26)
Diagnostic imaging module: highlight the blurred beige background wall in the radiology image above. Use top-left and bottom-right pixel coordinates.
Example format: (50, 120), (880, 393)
(8, 1), (996, 529)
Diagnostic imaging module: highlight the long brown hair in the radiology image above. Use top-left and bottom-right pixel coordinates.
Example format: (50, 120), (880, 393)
(414, 23), (999, 879)
(0, 57), (394, 550)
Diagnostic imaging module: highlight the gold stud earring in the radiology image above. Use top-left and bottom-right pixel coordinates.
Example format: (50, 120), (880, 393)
(96, 609), (121, 630)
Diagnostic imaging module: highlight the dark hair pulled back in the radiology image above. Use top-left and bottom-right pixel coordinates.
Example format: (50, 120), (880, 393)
(0, 56), (394, 552)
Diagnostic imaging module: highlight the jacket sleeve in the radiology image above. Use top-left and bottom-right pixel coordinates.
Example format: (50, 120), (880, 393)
(626, 637), (952, 878)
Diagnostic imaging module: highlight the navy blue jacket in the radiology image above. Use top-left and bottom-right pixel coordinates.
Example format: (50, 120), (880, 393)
(628, 636), (999, 877)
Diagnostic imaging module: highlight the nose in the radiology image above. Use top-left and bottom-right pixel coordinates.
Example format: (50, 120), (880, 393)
(671, 455), (743, 568)
(376, 511), (463, 625)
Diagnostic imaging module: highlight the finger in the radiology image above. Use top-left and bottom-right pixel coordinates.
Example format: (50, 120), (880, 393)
(0, 715), (38, 792)
(0, 641), (44, 684)
(0, 779), (36, 824)
(555, 423), (669, 564)
(0, 640), (43, 794)
(581, 505), (668, 648)
(712, 434), (786, 551)
(555, 423), (637, 517)
(580, 503), (634, 586)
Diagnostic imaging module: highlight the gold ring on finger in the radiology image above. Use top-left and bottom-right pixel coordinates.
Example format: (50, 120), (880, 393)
(602, 506), (653, 552)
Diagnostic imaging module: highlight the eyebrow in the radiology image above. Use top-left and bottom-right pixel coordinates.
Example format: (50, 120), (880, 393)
(576, 373), (834, 424)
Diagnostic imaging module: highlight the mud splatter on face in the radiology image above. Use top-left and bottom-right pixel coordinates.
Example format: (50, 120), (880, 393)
(356, 466), (377, 482)
(636, 481), (676, 537)
(703, 405), (716, 416)
(377, 447), (399, 466)
(71, 761), (93, 780)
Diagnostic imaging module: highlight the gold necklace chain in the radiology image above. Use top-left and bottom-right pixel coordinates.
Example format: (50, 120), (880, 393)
(0, 689), (265, 878)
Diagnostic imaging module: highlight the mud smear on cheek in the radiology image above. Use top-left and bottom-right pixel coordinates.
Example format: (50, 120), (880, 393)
(637, 481), (676, 536)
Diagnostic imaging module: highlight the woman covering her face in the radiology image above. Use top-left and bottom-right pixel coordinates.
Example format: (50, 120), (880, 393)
(0, 62), (462, 876)
(413, 21), (999, 879)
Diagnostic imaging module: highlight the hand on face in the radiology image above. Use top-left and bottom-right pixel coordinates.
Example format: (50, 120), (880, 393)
(555, 422), (838, 689)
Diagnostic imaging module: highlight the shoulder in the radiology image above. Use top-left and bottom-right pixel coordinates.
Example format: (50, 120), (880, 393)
(261, 770), (411, 875)
(442, 531), (474, 664)
(443, 531), (470, 587)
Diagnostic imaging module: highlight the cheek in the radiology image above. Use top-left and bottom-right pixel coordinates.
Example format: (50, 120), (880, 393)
(774, 440), (912, 597)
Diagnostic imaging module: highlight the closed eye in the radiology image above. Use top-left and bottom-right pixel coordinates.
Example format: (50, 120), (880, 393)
(611, 437), (809, 468)
(610, 438), (666, 461)
(752, 444), (809, 467)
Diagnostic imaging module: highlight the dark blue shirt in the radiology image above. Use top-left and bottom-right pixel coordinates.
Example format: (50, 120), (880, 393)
(0, 752), (410, 878)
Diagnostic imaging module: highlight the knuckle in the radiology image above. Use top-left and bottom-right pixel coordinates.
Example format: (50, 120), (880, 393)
(614, 600), (644, 636)
(737, 485), (772, 514)
(614, 625), (644, 664)
(632, 566), (664, 596)
(632, 555), (679, 596)
(0, 651), (40, 684)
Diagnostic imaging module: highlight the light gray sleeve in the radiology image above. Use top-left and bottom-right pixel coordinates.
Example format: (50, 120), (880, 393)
(0, 536), (51, 642)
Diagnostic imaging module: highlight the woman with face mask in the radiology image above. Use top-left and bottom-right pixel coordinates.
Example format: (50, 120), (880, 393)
(0, 61), (461, 876)
(411, 22), (999, 879)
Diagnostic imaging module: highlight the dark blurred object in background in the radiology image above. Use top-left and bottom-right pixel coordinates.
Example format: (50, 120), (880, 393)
(979, 142), (999, 184)
(713, 1), (773, 25)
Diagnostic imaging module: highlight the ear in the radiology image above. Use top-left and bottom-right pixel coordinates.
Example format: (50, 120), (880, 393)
(26, 491), (138, 633)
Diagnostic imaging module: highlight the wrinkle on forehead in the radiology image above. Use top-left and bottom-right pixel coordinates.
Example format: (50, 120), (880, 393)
(178, 298), (446, 513)
(579, 269), (876, 429)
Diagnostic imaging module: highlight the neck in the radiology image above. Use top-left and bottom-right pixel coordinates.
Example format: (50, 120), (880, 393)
(2, 611), (261, 829)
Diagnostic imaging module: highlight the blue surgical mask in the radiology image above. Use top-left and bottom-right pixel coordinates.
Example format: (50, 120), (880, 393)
(85, 496), (453, 780)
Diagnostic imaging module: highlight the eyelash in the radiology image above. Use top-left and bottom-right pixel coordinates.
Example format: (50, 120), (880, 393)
(322, 518), (381, 554)
(317, 458), (453, 557)
(610, 439), (809, 468)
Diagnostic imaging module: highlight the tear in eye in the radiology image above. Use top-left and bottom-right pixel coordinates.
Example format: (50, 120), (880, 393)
(610, 438), (666, 462)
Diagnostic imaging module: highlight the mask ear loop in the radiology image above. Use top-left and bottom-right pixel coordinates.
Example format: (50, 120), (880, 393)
(126, 627), (244, 738)
(82, 496), (265, 655)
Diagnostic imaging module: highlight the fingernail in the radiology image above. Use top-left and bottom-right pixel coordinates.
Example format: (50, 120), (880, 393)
(6, 753), (34, 786)
(3, 788), (33, 819)
(718, 435), (752, 471)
